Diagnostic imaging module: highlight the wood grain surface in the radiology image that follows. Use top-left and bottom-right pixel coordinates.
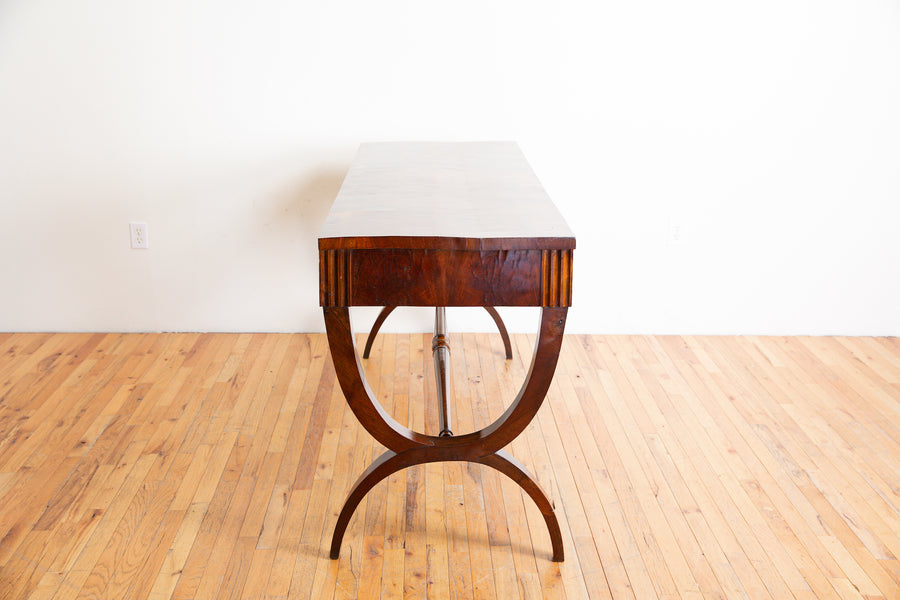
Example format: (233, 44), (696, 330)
(318, 142), (576, 251)
(1, 332), (899, 599)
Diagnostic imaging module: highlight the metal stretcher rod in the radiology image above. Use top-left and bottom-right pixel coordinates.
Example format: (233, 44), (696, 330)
(432, 307), (452, 437)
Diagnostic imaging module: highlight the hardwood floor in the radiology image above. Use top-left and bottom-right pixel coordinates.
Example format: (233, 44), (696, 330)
(0, 331), (899, 599)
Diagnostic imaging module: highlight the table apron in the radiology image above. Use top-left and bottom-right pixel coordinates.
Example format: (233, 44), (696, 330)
(320, 248), (572, 307)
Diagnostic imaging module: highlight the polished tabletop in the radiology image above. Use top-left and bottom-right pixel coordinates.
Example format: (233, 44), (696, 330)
(318, 141), (575, 251)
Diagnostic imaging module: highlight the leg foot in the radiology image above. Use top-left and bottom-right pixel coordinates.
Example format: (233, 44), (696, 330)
(478, 449), (564, 561)
(330, 449), (403, 560)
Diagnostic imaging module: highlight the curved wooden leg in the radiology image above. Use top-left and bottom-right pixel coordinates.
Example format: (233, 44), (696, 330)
(483, 306), (513, 360)
(324, 307), (431, 452)
(362, 306), (397, 359)
(330, 449), (401, 559)
(365, 306), (511, 361)
(325, 306), (569, 561)
(331, 447), (565, 561)
(466, 307), (567, 456)
(477, 449), (564, 561)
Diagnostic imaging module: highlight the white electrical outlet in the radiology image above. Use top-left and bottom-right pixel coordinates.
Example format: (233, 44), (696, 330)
(667, 217), (685, 245)
(129, 222), (149, 249)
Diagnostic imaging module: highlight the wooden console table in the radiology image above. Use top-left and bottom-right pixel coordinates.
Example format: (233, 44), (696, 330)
(318, 142), (574, 561)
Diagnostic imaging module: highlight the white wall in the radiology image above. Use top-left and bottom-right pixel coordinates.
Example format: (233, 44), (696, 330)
(1, 0), (898, 335)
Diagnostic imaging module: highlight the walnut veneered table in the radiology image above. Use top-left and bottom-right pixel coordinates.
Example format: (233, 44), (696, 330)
(318, 141), (574, 561)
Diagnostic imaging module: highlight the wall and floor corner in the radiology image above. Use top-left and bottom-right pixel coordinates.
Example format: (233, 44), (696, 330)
(1, 1), (898, 336)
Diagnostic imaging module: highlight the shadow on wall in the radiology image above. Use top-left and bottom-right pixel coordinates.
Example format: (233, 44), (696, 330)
(262, 166), (348, 330)
(258, 165), (347, 242)
(291, 168), (347, 243)
(165, 160), (352, 332)
(282, 167), (346, 272)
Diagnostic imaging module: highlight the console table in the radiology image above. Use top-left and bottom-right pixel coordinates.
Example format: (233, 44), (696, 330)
(318, 141), (574, 561)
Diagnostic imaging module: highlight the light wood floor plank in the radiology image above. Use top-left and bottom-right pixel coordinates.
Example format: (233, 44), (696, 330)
(665, 336), (846, 599)
(703, 337), (896, 597)
(0, 332), (896, 599)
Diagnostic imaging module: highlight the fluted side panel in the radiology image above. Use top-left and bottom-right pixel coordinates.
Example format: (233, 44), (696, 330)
(320, 249), (353, 306)
(540, 249), (573, 307)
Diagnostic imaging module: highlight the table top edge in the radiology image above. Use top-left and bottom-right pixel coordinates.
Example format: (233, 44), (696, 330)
(317, 235), (576, 251)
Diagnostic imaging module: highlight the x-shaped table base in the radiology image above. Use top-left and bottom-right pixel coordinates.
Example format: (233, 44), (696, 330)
(324, 306), (567, 562)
